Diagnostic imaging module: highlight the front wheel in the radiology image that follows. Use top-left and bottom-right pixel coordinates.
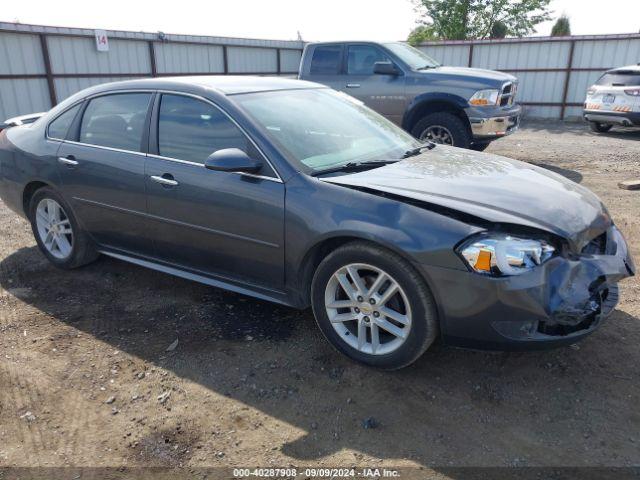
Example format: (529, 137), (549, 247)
(411, 112), (472, 149)
(29, 187), (99, 269)
(311, 242), (439, 369)
(589, 122), (613, 133)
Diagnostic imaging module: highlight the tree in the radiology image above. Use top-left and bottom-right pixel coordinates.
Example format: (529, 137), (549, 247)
(551, 15), (571, 36)
(490, 20), (508, 38)
(407, 25), (439, 45)
(413, 0), (552, 40)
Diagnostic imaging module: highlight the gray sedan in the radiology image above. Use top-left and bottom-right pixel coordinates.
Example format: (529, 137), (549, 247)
(0, 77), (634, 369)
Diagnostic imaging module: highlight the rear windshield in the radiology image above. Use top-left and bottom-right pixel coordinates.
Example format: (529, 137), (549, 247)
(596, 71), (640, 87)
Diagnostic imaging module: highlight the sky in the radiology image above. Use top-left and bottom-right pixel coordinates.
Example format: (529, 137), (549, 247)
(2, 0), (639, 42)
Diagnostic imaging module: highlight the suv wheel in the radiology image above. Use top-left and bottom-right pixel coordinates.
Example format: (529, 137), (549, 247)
(589, 122), (613, 133)
(311, 242), (438, 369)
(412, 112), (472, 148)
(29, 187), (99, 269)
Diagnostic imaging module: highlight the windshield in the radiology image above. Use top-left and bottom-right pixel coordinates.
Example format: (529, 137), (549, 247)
(234, 88), (421, 174)
(596, 71), (640, 87)
(383, 42), (440, 70)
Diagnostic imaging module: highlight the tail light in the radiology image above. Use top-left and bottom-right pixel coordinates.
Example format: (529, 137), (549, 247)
(624, 89), (640, 96)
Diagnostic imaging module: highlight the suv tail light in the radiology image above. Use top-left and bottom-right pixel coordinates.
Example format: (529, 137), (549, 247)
(625, 89), (640, 96)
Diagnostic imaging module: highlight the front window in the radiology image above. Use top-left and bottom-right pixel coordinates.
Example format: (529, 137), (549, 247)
(347, 45), (390, 75)
(383, 42), (440, 70)
(234, 88), (421, 174)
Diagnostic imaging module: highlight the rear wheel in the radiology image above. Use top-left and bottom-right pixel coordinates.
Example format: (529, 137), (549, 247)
(28, 187), (99, 269)
(411, 112), (472, 149)
(311, 242), (438, 369)
(589, 122), (613, 133)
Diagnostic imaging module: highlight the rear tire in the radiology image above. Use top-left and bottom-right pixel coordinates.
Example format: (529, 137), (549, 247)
(411, 112), (472, 149)
(589, 122), (613, 133)
(28, 187), (99, 269)
(311, 241), (438, 370)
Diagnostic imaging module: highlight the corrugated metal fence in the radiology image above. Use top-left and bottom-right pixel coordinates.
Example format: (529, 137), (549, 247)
(417, 34), (640, 119)
(0, 22), (304, 121)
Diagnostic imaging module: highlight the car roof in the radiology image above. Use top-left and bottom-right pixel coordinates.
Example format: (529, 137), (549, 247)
(82, 76), (324, 96)
(607, 64), (640, 73)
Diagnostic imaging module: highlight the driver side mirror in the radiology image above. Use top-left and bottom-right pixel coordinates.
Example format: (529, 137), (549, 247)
(204, 148), (262, 174)
(373, 61), (401, 76)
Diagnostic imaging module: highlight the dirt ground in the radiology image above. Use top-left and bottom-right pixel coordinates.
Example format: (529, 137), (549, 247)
(1, 121), (639, 474)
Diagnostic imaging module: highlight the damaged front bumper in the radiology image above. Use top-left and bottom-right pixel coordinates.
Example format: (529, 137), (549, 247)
(422, 226), (635, 350)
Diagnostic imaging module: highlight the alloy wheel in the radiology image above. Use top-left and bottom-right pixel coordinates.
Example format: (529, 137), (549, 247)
(324, 263), (412, 355)
(35, 198), (74, 259)
(420, 125), (454, 145)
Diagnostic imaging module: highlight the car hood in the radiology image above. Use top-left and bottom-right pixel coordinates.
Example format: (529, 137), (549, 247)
(322, 146), (610, 251)
(431, 66), (517, 84)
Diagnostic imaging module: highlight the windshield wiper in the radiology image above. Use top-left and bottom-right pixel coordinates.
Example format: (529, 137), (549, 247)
(417, 65), (439, 70)
(402, 143), (436, 158)
(311, 160), (398, 177)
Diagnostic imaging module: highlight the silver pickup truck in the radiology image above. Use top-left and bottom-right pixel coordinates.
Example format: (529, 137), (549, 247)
(299, 41), (521, 151)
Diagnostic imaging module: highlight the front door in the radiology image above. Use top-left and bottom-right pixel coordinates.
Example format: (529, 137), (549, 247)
(56, 92), (154, 255)
(343, 44), (407, 125)
(144, 93), (285, 290)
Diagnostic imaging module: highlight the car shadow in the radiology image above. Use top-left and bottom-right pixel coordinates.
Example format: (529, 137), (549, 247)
(2, 246), (639, 467)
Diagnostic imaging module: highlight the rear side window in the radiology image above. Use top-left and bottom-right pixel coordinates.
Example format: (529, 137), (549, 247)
(310, 46), (342, 75)
(80, 93), (151, 152)
(347, 45), (390, 75)
(157, 94), (269, 173)
(596, 72), (640, 87)
(48, 104), (81, 140)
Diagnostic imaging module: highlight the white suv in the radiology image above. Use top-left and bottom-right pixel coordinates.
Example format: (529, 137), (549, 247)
(583, 65), (640, 133)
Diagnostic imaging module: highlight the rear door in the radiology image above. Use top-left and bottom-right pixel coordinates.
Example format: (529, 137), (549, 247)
(144, 93), (285, 290)
(56, 92), (155, 255)
(343, 43), (407, 125)
(588, 70), (640, 114)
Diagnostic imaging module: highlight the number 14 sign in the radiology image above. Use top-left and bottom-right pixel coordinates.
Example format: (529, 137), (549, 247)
(95, 30), (109, 52)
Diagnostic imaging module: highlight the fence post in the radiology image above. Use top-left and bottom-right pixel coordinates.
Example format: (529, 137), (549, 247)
(560, 39), (576, 120)
(39, 34), (57, 107)
(277, 48), (281, 75)
(223, 45), (229, 74)
(467, 43), (474, 67)
(148, 41), (157, 77)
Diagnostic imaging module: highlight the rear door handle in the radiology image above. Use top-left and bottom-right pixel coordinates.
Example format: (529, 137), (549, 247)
(58, 155), (78, 167)
(150, 174), (179, 187)
(346, 83), (361, 88)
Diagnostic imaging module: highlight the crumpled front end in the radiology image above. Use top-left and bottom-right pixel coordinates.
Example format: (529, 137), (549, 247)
(422, 226), (635, 350)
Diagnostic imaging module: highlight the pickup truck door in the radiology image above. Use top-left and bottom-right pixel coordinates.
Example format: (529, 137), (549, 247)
(342, 43), (407, 126)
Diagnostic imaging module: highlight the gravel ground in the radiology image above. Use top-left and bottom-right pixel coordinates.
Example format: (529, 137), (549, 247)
(0, 121), (639, 472)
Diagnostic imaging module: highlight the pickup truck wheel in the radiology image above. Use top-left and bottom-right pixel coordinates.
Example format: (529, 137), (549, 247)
(412, 112), (472, 149)
(311, 241), (438, 370)
(589, 122), (613, 133)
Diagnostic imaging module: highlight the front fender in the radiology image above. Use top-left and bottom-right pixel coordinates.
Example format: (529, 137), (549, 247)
(402, 92), (470, 130)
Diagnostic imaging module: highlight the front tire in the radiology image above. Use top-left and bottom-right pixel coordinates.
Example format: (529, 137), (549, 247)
(411, 112), (472, 149)
(311, 241), (438, 370)
(28, 187), (99, 269)
(589, 122), (613, 133)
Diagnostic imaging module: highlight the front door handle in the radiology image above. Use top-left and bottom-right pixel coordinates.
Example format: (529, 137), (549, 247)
(346, 83), (361, 88)
(150, 174), (179, 187)
(58, 155), (78, 167)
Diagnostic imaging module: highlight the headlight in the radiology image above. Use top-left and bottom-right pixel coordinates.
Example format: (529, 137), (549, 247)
(469, 89), (500, 106)
(457, 234), (556, 276)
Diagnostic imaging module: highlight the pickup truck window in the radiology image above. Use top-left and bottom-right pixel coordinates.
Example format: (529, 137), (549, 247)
(310, 46), (342, 74)
(235, 88), (420, 173)
(382, 42), (439, 70)
(347, 45), (390, 75)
